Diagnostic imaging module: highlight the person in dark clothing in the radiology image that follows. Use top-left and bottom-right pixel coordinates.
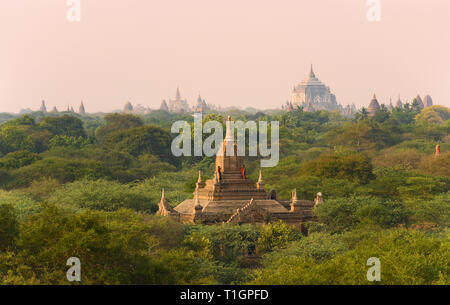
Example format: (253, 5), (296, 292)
(217, 166), (222, 180)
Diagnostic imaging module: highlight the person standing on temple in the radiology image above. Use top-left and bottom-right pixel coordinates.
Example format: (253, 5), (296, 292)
(217, 166), (222, 180)
(241, 165), (246, 179)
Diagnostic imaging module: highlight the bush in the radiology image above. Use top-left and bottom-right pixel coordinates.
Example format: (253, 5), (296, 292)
(0, 151), (41, 170)
(0, 204), (18, 251)
(6, 157), (111, 188)
(257, 221), (302, 253)
(0, 190), (40, 221)
(249, 229), (449, 285)
(47, 179), (157, 213)
(373, 149), (425, 171)
(104, 125), (179, 167)
(314, 196), (409, 233)
(49, 135), (90, 149)
(418, 151), (450, 178)
(409, 193), (450, 227)
(301, 153), (375, 184)
(186, 224), (260, 264)
(40, 115), (86, 138)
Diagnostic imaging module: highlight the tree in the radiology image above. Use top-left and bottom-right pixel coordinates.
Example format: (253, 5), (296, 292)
(0, 204), (18, 251)
(49, 135), (90, 149)
(104, 125), (179, 167)
(329, 121), (394, 151)
(95, 113), (143, 143)
(47, 178), (157, 213)
(415, 106), (450, 125)
(40, 115), (86, 138)
(0, 151), (41, 170)
(257, 221), (301, 253)
(301, 153), (375, 184)
(314, 196), (409, 233)
(355, 108), (369, 121)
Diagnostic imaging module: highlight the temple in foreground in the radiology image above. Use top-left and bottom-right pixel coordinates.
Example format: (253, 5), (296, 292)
(158, 116), (320, 228)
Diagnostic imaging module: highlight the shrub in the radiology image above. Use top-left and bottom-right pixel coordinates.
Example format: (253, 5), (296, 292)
(418, 151), (450, 178)
(314, 196), (409, 233)
(47, 179), (157, 212)
(373, 149), (425, 171)
(257, 221), (302, 253)
(0, 190), (40, 221)
(6, 157), (110, 188)
(0, 204), (18, 251)
(249, 229), (450, 285)
(0, 151), (41, 170)
(301, 153), (375, 184)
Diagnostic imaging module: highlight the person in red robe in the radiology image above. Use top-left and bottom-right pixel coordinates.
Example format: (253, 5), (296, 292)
(217, 166), (222, 180)
(241, 165), (246, 179)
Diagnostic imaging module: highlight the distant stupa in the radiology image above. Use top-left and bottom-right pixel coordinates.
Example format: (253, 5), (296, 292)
(368, 94), (380, 116)
(40, 100), (47, 113)
(396, 95), (403, 108)
(78, 101), (86, 115)
(193, 94), (209, 113)
(160, 99), (169, 111)
(423, 95), (433, 107)
(123, 101), (133, 113)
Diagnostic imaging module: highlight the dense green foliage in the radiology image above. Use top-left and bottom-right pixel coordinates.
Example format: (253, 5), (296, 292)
(0, 105), (448, 284)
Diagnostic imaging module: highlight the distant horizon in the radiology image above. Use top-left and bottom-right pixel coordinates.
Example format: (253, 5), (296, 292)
(1, 1), (449, 113)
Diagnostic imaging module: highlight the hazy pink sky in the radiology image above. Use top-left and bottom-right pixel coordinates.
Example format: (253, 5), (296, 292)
(0, 0), (449, 113)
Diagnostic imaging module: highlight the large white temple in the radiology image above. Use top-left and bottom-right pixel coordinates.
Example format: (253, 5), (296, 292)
(291, 65), (340, 112)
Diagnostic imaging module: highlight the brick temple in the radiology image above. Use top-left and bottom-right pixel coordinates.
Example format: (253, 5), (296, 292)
(158, 116), (320, 226)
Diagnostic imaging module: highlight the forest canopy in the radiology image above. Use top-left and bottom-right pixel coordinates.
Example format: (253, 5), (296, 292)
(0, 106), (449, 285)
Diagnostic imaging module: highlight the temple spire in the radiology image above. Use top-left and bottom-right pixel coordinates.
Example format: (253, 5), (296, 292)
(40, 100), (47, 113)
(309, 64), (315, 78)
(224, 115), (233, 141)
(176, 87), (181, 100)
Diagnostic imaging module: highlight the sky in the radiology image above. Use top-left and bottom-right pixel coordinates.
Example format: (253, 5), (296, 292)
(0, 0), (449, 113)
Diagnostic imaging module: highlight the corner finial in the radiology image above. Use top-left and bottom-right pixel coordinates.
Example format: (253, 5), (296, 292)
(258, 169), (263, 183)
(197, 170), (202, 183)
(194, 188), (202, 210)
(292, 189), (298, 201)
(161, 188), (165, 200)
